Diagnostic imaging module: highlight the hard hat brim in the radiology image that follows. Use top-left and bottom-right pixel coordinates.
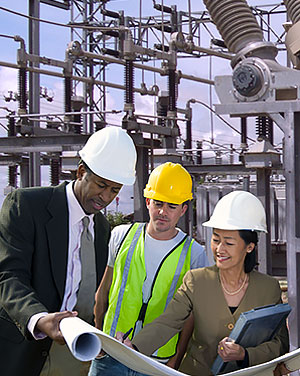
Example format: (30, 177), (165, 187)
(144, 190), (193, 205)
(202, 219), (268, 233)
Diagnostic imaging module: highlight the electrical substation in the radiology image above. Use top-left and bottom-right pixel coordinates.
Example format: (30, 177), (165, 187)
(1, 0), (300, 350)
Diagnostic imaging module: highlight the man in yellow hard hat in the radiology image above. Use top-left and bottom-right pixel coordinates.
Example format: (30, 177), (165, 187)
(0, 126), (137, 376)
(89, 162), (210, 376)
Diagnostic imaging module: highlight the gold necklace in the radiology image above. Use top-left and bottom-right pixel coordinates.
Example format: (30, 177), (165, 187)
(220, 273), (248, 296)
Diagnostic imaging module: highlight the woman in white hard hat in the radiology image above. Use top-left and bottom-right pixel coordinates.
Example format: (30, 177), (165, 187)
(125, 191), (289, 376)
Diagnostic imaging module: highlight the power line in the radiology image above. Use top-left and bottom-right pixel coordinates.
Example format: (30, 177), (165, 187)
(0, 5), (125, 31)
(189, 99), (256, 143)
(0, 34), (17, 40)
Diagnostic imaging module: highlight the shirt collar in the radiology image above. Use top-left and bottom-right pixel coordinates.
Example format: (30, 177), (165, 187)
(66, 181), (94, 226)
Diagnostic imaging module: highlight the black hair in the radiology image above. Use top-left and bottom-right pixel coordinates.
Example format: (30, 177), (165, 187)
(238, 230), (258, 273)
(78, 160), (93, 175)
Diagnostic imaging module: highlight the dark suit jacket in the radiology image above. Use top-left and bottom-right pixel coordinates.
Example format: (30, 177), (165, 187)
(133, 265), (289, 376)
(0, 182), (110, 376)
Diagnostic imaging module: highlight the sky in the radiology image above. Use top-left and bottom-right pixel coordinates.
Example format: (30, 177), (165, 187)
(0, 1), (288, 212)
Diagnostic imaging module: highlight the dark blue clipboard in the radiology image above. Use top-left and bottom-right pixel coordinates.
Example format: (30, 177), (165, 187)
(211, 303), (291, 375)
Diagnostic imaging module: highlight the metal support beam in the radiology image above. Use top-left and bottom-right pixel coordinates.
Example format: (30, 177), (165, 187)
(20, 158), (30, 188)
(285, 111), (300, 350)
(256, 169), (272, 275)
(29, 0), (41, 186)
(0, 134), (89, 153)
(133, 146), (149, 222)
(123, 119), (179, 137)
(185, 164), (258, 175)
(41, 0), (69, 9)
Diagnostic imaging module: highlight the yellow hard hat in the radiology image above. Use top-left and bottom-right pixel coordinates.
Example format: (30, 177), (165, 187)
(143, 162), (193, 205)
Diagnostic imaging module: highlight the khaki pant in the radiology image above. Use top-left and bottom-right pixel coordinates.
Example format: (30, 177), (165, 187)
(40, 341), (91, 376)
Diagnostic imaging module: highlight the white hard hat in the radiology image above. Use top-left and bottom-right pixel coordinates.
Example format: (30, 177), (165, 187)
(202, 190), (267, 233)
(79, 127), (137, 185)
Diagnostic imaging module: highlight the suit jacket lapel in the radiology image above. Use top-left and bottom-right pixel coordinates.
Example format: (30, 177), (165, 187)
(93, 213), (110, 285)
(45, 182), (69, 301)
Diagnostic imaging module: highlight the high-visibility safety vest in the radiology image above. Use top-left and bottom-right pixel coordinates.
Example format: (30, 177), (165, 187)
(103, 222), (194, 360)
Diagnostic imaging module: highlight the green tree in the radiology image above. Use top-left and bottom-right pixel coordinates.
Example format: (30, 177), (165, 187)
(106, 211), (131, 229)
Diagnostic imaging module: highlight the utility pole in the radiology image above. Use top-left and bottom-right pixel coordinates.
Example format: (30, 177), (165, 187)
(28, 0), (41, 186)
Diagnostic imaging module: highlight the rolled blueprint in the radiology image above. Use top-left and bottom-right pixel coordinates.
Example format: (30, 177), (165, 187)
(60, 317), (101, 361)
(60, 316), (300, 376)
(59, 316), (185, 376)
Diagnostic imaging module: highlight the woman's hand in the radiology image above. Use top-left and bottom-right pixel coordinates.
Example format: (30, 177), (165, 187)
(218, 337), (245, 362)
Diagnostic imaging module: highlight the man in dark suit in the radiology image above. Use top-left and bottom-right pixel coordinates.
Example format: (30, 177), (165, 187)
(0, 126), (137, 376)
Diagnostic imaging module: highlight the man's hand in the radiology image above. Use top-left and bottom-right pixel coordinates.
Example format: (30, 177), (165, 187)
(273, 362), (290, 376)
(166, 356), (180, 369)
(36, 311), (78, 345)
(218, 337), (245, 362)
(115, 331), (135, 349)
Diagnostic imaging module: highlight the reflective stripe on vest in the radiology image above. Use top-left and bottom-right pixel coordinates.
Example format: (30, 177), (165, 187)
(164, 235), (192, 309)
(151, 235), (192, 358)
(110, 223), (144, 337)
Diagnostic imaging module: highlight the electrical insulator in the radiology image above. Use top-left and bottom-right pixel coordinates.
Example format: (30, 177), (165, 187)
(102, 30), (119, 38)
(73, 114), (82, 134)
(101, 9), (121, 19)
(168, 69), (177, 112)
(256, 116), (273, 144)
(101, 48), (120, 58)
(154, 44), (169, 52)
(203, 0), (263, 53)
(285, 0), (300, 24)
(154, 24), (173, 33)
(18, 68), (27, 112)
(8, 166), (17, 188)
(50, 158), (60, 186)
(64, 77), (72, 114)
(125, 60), (134, 105)
(211, 38), (227, 49)
(157, 96), (168, 127)
(153, 3), (173, 14)
(8, 116), (16, 137)
(256, 116), (268, 138)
